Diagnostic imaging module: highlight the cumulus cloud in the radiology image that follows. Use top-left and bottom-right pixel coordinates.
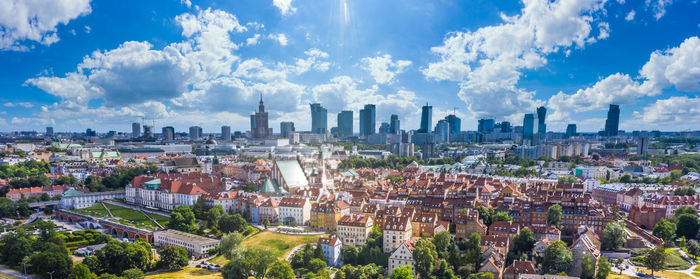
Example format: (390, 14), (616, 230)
(268, 33), (288, 46)
(646, 0), (673, 20)
(246, 34), (261, 46)
(625, 10), (636, 21)
(360, 53), (412, 84)
(3, 102), (34, 108)
(0, 0), (92, 51)
(273, 0), (296, 15)
(291, 48), (330, 74)
(548, 36), (700, 122)
(634, 96), (700, 125)
(423, 0), (608, 119)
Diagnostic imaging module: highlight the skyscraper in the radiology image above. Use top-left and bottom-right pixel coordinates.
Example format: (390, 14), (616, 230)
(565, 124), (577, 138)
(337, 111), (353, 138)
(638, 136), (649, 156)
(45, 127), (53, 135)
(379, 122), (390, 134)
(537, 106), (547, 135)
(143, 125), (154, 138)
(604, 104), (620, 137)
(445, 114), (461, 134)
(523, 113), (539, 146)
(280, 122), (295, 137)
(310, 103), (328, 134)
(499, 121), (511, 133)
(418, 104), (432, 133)
(434, 119), (449, 143)
(221, 126), (231, 141)
(189, 126), (202, 140)
(478, 119), (495, 133)
(132, 122), (141, 138)
(390, 114), (400, 134)
(251, 96), (272, 139)
(162, 126), (175, 142)
(359, 104), (376, 136)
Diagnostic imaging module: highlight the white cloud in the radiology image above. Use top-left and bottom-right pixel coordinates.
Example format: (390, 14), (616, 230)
(273, 0), (296, 15)
(3, 102), (34, 108)
(625, 10), (636, 21)
(423, 0), (608, 119)
(84, 25), (91, 34)
(548, 36), (700, 122)
(180, 0), (192, 8)
(360, 53), (412, 84)
(291, 48), (330, 74)
(0, 0), (92, 51)
(246, 34), (261, 46)
(632, 96), (700, 130)
(646, 0), (673, 20)
(268, 33), (288, 46)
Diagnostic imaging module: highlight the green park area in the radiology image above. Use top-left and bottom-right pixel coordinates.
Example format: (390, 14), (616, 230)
(210, 230), (325, 265)
(72, 203), (169, 230)
(145, 267), (220, 279)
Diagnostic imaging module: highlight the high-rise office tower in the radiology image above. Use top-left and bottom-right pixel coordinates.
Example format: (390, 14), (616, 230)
(522, 113), (539, 146)
(434, 119), (450, 143)
(162, 126), (175, 142)
(638, 136), (649, 156)
(46, 127), (54, 135)
(86, 128), (96, 137)
(500, 121), (511, 133)
(359, 104), (376, 136)
(389, 114), (400, 134)
(565, 124), (577, 138)
(189, 126), (202, 140)
(537, 106), (547, 135)
(604, 104), (620, 137)
(418, 104), (432, 133)
(337, 111), (353, 138)
(221, 126), (231, 141)
(379, 122), (390, 134)
(132, 122), (141, 138)
(445, 114), (461, 134)
(310, 103), (328, 134)
(280, 122), (295, 138)
(478, 119), (495, 133)
(143, 125), (154, 138)
(251, 96), (272, 139)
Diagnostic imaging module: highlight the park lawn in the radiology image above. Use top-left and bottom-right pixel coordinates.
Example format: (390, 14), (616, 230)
(145, 267), (220, 279)
(638, 268), (693, 279)
(606, 274), (641, 279)
(73, 203), (110, 217)
(213, 231), (326, 266)
(694, 265), (700, 272)
(73, 203), (164, 230)
(665, 249), (693, 270)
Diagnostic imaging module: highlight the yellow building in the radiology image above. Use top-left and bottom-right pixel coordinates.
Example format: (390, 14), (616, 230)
(310, 200), (350, 230)
(454, 209), (487, 240)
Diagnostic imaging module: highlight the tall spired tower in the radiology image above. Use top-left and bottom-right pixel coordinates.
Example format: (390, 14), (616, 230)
(251, 95), (272, 139)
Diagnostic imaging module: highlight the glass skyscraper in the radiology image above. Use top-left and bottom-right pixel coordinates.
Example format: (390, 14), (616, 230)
(418, 103), (432, 133)
(565, 124), (577, 138)
(359, 104), (376, 136)
(478, 119), (495, 133)
(604, 104), (620, 137)
(310, 103), (328, 134)
(445, 114), (461, 134)
(537, 106), (547, 134)
(337, 110), (353, 138)
(390, 114), (400, 134)
(522, 113), (539, 146)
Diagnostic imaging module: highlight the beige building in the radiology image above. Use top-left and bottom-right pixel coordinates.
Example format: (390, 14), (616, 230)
(388, 238), (418, 276)
(383, 216), (412, 253)
(153, 229), (220, 258)
(337, 214), (374, 247)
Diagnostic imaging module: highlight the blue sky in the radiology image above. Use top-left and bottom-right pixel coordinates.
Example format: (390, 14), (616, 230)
(0, 0), (699, 134)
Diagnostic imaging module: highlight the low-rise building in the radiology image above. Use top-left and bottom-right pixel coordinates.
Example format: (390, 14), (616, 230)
(60, 189), (125, 209)
(317, 236), (343, 266)
(310, 200), (350, 230)
(455, 209), (487, 239)
(388, 237), (418, 277)
(278, 197), (311, 226)
(383, 216), (412, 253)
(153, 229), (220, 258)
(503, 260), (537, 279)
(337, 214), (374, 247)
(259, 199), (280, 224)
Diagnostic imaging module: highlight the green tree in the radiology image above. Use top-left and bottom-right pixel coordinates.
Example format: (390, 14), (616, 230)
(122, 268), (144, 279)
(69, 263), (97, 279)
(476, 206), (494, 226)
(432, 231), (452, 259)
(314, 243), (325, 260)
(219, 213), (248, 233)
(207, 205), (225, 230)
(268, 260), (294, 279)
(465, 233), (482, 271)
(264, 219), (270, 229)
(652, 218), (676, 243)
(307, 258), (327, 273)
(219, 232), (244, 259)
(413, 239), (438, 279)
(244, 182), (259, 192)
(390, 265), (414, 279)
(595, 256), (611, 279)
(245, 247), (276, 279)
(547, 204), (562, 229)
(192, 196), (208, 219)
(158, 246), (189, 271)
(601, 222), (626, 251)
(644, 246), (667, 277)
(169, 205), (198, 233)
(580, 255), (595, 279)
(542, 240), (572, 275)
(341, 246), (359, 265)
(492, 212), (513, 222)
(687, 240), (700, 259)
(612, 258), (625, 275)
(0, 228), (33, 266)
(30, 243), (73, 279)
(676, 214), (700, 240)
(512, 227), (537, 254)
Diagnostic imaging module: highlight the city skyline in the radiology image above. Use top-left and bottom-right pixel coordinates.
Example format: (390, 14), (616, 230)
(0, 0), (699, 133)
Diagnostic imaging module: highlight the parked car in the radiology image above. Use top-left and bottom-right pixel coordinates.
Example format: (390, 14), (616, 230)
(196, 265), (201, 268)
(637, 272), (647, 277)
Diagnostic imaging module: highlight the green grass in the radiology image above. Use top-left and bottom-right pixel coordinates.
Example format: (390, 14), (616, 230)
(630, 249), (691, 270)
(212, 231), (326, 266)
(606, 274), (642, 279)
(145, 267), (220, 279)
(72, 203), (168, 230)
(638, 268), (693, 279)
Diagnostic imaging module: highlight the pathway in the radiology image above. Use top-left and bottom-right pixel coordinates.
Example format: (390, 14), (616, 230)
(100, 202), (114, 218)
(0, 264), (37, 279)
